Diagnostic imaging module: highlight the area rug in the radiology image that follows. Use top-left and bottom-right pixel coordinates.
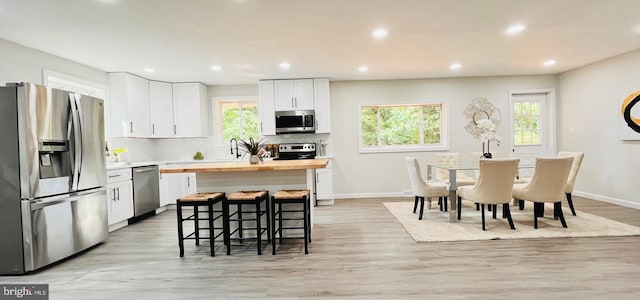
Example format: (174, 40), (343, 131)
(383, 201), (640, 242)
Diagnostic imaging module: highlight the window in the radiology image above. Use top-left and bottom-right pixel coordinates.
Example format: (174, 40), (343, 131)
(214, 97), (259, 143)
(359, 102), (448, 153)
(513, 101), (541, 145)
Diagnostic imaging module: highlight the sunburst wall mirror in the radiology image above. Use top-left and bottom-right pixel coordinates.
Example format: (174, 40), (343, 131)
(463, 98), (502, 139)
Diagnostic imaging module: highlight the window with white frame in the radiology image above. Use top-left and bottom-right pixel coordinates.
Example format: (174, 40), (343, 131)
(359, 102), (448, 153)
(214, 97), (259, 143)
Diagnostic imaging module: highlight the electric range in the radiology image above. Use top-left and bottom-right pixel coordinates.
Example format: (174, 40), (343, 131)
(273, 143), (316, 160)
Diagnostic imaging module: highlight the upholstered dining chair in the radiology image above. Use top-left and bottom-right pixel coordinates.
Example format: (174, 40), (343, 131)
(513, 151), (584, 215)
(557, 151), (584, 216)
(512, 157), (574, 229)
(457, 158), (520, 230)
(433, 153), (476, 187)
(405, 157), (449, 220)
(469, 152), (499, 179)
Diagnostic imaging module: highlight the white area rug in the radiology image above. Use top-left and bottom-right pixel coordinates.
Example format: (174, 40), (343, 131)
(383, 201), (640, 242)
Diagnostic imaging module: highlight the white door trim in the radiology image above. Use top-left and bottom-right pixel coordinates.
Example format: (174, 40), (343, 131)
(508, 89), (557, 157)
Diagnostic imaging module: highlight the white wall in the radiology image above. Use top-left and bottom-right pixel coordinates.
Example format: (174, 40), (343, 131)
(329, 76), (558, 198)
(0, 38), (107, 86)
(558, 49), (640, 206)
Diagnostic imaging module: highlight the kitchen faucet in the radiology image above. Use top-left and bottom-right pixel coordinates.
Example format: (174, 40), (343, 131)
(230, 138), (241, 158)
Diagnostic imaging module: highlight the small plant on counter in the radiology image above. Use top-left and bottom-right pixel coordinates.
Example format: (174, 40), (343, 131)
(112, 147), (128, 156)
(239, 137), (266, 163)
(193, 151), (204, 160)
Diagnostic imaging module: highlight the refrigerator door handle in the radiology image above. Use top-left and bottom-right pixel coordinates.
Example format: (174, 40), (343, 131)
(73, 94), (85, 186)
(28, 188), (106, 210)
(69, 94), (81, 190)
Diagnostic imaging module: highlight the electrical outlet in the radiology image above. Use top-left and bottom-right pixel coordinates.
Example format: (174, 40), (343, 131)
(403, 189), (412, 195)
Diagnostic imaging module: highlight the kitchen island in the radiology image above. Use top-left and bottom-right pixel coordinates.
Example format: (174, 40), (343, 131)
(160, 159), (329, 231)
(160, 158), (329, 174)
(161, 159), (328, 205)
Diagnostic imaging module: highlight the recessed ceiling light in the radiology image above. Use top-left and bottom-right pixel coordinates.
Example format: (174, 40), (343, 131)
(543, 59), (556, 66)
(372, 28), (388, 39)
(506, 24), (526, 35)
(358, 66), (368, 73)
(279, 62), (291, 69)
(210, 65), (222, 71)
(143, 67), (155, 73)
(450, 63), (462, 70)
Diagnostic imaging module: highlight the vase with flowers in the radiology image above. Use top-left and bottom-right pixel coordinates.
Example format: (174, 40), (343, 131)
(475, 119), (501, 158)
(239, 137), (266, 164)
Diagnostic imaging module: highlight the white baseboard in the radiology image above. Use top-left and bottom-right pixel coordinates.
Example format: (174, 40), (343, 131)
(333, 192), (410, 199)
(573, 191), (640, 209)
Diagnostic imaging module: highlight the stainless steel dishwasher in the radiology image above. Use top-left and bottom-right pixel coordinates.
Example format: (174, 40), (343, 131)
(132, 165), (160, 217)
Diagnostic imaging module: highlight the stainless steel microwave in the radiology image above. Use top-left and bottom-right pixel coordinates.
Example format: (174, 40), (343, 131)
(275, 110), (315, 134)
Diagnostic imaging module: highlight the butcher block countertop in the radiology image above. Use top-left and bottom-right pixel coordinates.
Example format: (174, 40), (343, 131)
(160, 158), (329, 173)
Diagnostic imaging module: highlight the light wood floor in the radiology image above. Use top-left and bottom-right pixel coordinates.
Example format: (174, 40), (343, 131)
(3, 196), (640, 299)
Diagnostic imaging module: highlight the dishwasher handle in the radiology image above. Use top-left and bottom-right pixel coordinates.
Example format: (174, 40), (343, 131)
(134, 167), (157, 173)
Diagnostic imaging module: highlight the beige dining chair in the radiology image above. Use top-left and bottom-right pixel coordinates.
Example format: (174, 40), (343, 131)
(405, 157), (449, 220)
(433, 153), (476, 186)
(557, 151), (584, 216)
(512, 157), (574, 229)
(469, 152), (499, 179)
(457, 158), (520, 230)
(513, 151), (584, 215)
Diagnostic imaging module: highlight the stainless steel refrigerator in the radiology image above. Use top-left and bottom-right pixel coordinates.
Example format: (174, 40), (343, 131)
(0, 82), (108, 275)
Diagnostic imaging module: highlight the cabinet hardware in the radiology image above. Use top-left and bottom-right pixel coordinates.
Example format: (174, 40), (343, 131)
(187, 176), (190, 187)
(112, 188), (116, 201)
(152, 124), (155, 135)
(108, 174), (121, 178)
(174, 124), (177, 134)
(116, 187), (120, 200)
(130, 122), (133, 133)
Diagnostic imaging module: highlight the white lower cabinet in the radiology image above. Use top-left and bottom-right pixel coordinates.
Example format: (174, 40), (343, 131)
(315, 160), (333, 205)
(106, 168), (134, 231)
(160, 171), (198, 206)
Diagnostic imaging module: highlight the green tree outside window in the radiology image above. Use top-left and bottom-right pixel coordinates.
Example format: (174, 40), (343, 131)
(361, 104), (443, 148)
(220, 101), (259, 142)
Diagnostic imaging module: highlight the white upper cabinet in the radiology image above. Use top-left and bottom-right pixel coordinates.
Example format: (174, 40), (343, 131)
(313, 78), (331, 133)
(274, 79), (314, 111)
(172, 83), (209, 138)
(259, 78), (332, 134)
(109, 73), (150, 137)
(149, 81), (174, 138)
(259, 80), (276, 135)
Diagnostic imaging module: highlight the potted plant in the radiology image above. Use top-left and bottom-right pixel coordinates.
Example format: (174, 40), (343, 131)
(239, 137), (266, 164)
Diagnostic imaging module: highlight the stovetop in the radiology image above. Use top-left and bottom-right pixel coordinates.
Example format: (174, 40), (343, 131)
(274, 143), (316, 160)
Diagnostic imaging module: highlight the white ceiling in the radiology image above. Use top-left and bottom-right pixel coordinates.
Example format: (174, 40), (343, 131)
(1, 0), (640, 85)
